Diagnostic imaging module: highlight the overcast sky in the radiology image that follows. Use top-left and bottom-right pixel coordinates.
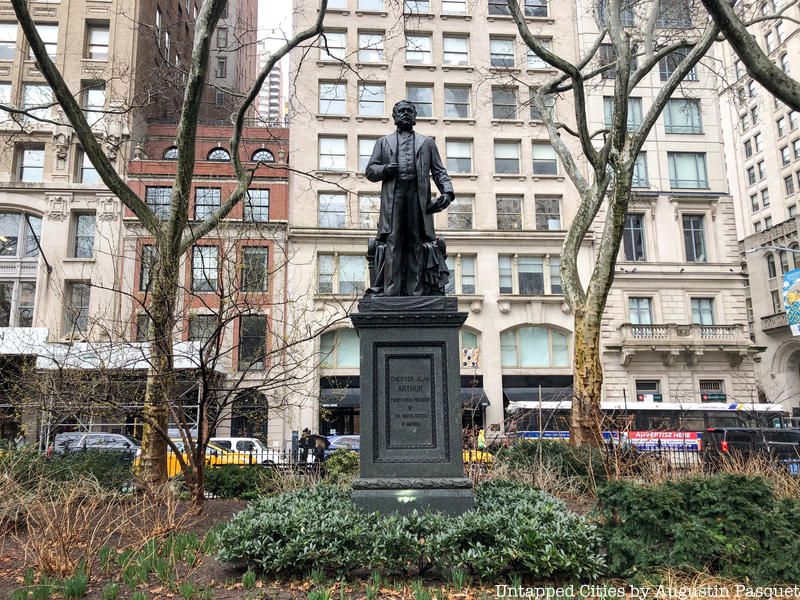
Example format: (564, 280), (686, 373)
(259, 0), (293, 52)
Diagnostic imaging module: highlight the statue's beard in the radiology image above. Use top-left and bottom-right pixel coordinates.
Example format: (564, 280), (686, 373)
(395, 116), (415, 131)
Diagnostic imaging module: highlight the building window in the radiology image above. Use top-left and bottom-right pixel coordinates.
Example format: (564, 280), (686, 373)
(761, 188), (770, 207)
(780, 53), (789, 73)
(744, 140), (753, 158)
(535, 196), (560, 230)
(747, 167), (756, 186)
(358, 137), (378, 172)
(632, 152), (649, 187)
(444, 85), (470, 118)
(623, 213), (646, 261)
(597, 0), (635, 25)
(683, 214), (707, 262)
(490, 37), (514, 68)
(241, 247), (269, 293)
(358, 82), (385, 116)
(244, 189), (269, 222)
(207, 147), (230, 161)
(629, 297), (653, 324)
(74, 149), (99, 185)
(771, 289), (783, 313)
(320, 329), (359, 368)
(757, 160), (766, 180)
(404, 0), (431, 12)
(603, 96), (642, 131)
(214, 57), (226, 78)
(657, 0), (691, 27)
(764, 216), (772, 228)
(216, 27), (228, 48)
(529, 89), (554, 121)
(318, 136), (347, 171)
(781, 146), (791, 167)
(188, 314), (217, 345)
(29, 24), (57, 59)
(524, 0), (548, 17)
(358, 31), (385, 63)
(403, 85), (433, 121)
(659, 48), (698, 81)
(23, 83), (53, 122)
(599, 44), (618, 79)
(194, 187), (220, 221)
(17, 147), (45, 183)
(358, 0), (383, 9)
(664, 98), (703, 133)
(442, 35), (469, 65)
(691, 298), (715, 325)
(135, 313), (150, 342)
(252, 149), (274, 163)
(86, 23), (109, 59)
(780, 250), (790, 274)
(442, 0), (467, 14)
(777, 116), (787, 137)
(81, 83), (105, 126)
(0, 22), (16, 60)
(497, 196), (523, 230)
(139, 245), (157, 292)
(526, 39), (552, 70)
(72, 213), (95, 259)
(317, 254), (367, 295)
(319, 30), (346, 61)
(500, 326), (569, 368)
(405, 33), (432, 64)
(492, 87), (517, 119)
(751, 194), (759, 213)
(0, 83), (9, 123)
(793, 139), (800, 160)
(447, 196), (473, 230)
(494, 140), (520, 174)
(446, 139), (472, 173)
(65, 282), (90, 335)
(445, 255), (476, 294)
(191, 246), (218, 293)
(215, 90), (225, 107)
(0, 281), (35, 327)
(319, 81), (346, 115)
(635, 380), (662, 402)
(499, 255), (562, 295)
(319, 192), (346, 228)
(668, 152), (708, 188)
(785, 175), (795, 196)
(238, 315), (267, 371)
(359, 194), (380, 229)
(532, 143), (557, 175)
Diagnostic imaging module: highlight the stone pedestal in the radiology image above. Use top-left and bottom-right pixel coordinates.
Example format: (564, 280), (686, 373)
(350, 296), (473, 515)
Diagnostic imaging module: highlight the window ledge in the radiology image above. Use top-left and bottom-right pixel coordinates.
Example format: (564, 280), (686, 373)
(528, 120), (546, 126)
(354, 9), (388, 16)
(487, 14), (554, 24)
(355, 62), (389, 70)
(531, 174), (564, 182)
(441, 64), (474, 73)
(442, 117), (475, 125)
(316, 60), (347, 67)
(494, 173), (526, 181)
(402, 11), (436, 19)
(491, 119), (525, 127)
(525, 68), (558, 75)
(316, 114), (350, 121)
(440, 13), (472, 20)
(321, 8), (350, 14)
(355, 115), (390, 123)
(404, 63), (437, 71)
(313, 170), (350, 178)
(449, 173), (478, 180)
(489, 66), (522, 74)
(62, 257), (96, 263)
(415, 117), (438, 123)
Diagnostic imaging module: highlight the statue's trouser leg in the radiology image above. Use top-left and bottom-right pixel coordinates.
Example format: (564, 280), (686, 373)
(403, 182), (424, 296)
(384, 181), (409, 296)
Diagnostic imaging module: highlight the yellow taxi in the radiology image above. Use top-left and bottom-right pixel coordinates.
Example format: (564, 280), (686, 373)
(135, 440), (255, 478)
(463, 448), (494, 466)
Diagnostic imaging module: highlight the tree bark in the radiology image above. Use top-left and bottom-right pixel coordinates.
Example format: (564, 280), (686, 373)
(571, 309), (605, 447)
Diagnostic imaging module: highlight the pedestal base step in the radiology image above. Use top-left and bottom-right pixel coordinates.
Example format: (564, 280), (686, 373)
(352, 478), (474, 515)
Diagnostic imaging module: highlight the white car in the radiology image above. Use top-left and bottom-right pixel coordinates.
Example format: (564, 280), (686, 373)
(210, 437), (291, 465)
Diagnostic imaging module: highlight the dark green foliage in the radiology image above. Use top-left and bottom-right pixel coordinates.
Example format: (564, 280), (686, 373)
(0, 448), (133, 490)
(494, 440), (606, 491)
(204, 466), (267, 500)
(218, 481), (605, 581)
(324, 449), (359, 483)
(597, 474), (800, 584)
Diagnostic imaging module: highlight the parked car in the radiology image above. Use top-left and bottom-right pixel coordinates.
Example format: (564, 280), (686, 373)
(210, 437), (289, 465)
(325, 435), (361, 457)
(702, 428), (800, 473)
(51, 432), (141, 458)
(159, 440), (254, 478)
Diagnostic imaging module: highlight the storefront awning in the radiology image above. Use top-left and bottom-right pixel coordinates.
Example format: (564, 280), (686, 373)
(503, 386), (573, 404)
(461, 388), (489, 409)
(320, 388), (360, 408)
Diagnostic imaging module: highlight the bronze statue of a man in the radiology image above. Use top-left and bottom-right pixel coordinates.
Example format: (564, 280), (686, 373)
(365, 100), (455, 296)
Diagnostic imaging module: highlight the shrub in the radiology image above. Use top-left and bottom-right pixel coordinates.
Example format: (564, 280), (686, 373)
(218, 480), (605, 581)
(494, 440), (606, 493)
(204, 466), (266, 500)
(597, 474), (800, 584)
(324, 450), (359, 484)
(0, 448), (133, 491)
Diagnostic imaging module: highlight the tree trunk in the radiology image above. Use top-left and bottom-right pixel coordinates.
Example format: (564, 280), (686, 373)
(570, 309), (605, 447)
(137, 248), (180, 486)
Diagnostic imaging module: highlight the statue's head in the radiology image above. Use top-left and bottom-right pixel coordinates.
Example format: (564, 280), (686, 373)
(392, 100), (417, 131)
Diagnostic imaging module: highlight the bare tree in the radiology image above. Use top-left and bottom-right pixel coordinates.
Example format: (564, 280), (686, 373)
(700, 0), (800, 112)
(506, 0), (718, 445)
(9, 0), (330, 484)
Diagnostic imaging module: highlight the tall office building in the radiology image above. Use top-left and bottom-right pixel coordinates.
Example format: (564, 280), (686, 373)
(209, 0), (259, 114)
(257, 42), (285, 123)
(287, 0), (763, 437)
(719, 5), (800, 413)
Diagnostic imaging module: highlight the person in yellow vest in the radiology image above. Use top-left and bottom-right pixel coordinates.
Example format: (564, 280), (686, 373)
(477, 429), (486, 451)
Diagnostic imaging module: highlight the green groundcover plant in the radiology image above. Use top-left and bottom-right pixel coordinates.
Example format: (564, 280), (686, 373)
(597, 474), (800, 584)
(217, 480), (605, 580)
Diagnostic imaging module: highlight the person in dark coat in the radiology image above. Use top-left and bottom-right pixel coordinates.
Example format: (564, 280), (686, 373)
(365, 100), (455, 296)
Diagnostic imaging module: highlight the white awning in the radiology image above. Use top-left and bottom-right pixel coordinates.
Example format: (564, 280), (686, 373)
(36, 341), (207, 371)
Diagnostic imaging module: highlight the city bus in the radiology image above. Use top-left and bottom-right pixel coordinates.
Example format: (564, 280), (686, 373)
(505, 401), (789, 450)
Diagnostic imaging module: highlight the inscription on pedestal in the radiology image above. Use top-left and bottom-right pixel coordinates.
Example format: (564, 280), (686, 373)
(386, 356), (436, 449)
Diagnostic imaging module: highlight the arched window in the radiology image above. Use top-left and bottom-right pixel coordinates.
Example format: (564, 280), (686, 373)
(0, 211), (42, 327)
(207, 147), (231, 161)
(791, 244), (800, 269)
(163, 147), (178, 160)
(780, 53), (789, 73)
(500, 326), (570, 368)
(230, 390), (267, 438)
(251, 149), (275, 162)
(320, 328), (359, 368)
(767, 253), (777, 278)
(780, 250), (790, 274)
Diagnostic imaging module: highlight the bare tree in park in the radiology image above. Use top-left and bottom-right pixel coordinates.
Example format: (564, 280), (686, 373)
(506, 0), (718, 445)
(8, 0), (330, 484)
(700, 0), (800, 112)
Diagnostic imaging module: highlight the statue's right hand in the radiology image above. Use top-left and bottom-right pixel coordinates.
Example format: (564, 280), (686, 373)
(385, 163), (399, 178)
